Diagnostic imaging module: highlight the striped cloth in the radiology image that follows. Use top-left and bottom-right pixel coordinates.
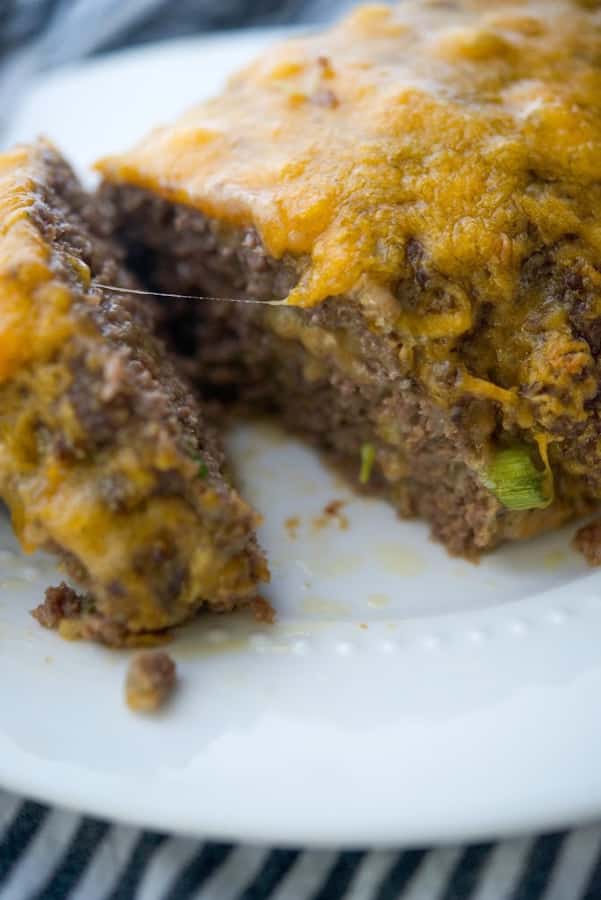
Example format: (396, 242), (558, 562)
(2, 791), (601, 899)
(2, 2), (601, 898)
(0, 0), (345, 130)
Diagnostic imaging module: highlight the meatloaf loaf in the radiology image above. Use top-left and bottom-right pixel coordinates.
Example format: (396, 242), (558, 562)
(0, 140), (268, 643)
(98, 0), (601, 556)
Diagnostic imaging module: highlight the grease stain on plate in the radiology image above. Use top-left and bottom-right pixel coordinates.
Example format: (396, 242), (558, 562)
(309, 553), (363, 578)
(367, 593), (391, 609)
(451, 564), (472, 578)
(543, 550), (569, 571)
(173, 634), (254, 659)
(301, 596), (351, 618)
(0, 577), (36, 590)
(373, 544), (425, 576)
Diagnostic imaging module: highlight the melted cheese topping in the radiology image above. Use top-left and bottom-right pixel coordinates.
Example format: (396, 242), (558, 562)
(0, 143), (266, 633)
(99, 0), (601, 311)
(0, 145), (76, 381)
(98, 0), (601, 494)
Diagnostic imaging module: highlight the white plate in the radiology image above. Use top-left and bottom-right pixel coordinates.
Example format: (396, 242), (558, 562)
(2, 31), (601, 848)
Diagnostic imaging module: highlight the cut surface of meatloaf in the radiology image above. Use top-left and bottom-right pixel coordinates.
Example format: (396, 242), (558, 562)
(0, 140), (268, 643)
(98, 0), (601, 556)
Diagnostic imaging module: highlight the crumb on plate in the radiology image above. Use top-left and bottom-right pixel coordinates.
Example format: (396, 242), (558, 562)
(253, 595), (276, 624)
(125, 651), (177, 713)
(573, 519), (601, 567)
(312, 499), (349, 532)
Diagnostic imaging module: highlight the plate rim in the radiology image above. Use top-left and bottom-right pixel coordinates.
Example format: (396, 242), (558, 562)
(3, 30), (601, 848)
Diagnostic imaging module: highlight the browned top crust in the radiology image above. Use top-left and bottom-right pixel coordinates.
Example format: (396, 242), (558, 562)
(98, 0), (601, 306)
(97, 1), (601, 508)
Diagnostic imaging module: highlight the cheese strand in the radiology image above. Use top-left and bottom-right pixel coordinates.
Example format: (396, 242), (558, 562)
(96, 283), (286, 306)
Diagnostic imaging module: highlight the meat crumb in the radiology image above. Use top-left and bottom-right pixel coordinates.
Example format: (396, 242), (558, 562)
(125, 651), (177, 713)
(285, 516), (300, 539)
(573, 519), (601, 566)
(253, 595), (276, 624)
(31, 583), (133, 646)
(312, 499), (349, 531)
(31, 582), (83, 629)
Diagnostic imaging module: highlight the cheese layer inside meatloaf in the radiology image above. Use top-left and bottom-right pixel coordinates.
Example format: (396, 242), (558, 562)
(0, 141), (268, 642)
(98, 0), (601, 555)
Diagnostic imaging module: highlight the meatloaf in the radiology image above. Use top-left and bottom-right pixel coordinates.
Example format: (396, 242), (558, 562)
(98, 0), (601, 556)
(0, 140), (268, 643)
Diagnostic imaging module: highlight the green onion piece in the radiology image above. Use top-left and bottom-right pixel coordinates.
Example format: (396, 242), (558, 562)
(481, 446), (552, 511)
(359, 443), (376, 485)
(190, 453), (209, 479)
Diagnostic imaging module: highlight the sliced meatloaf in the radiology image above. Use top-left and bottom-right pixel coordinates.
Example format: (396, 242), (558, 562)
(0, 140), (268, 643)
(98, 0), (601, 556)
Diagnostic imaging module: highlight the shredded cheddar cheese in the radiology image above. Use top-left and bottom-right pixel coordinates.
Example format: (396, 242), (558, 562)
(97, 1), (601, 512)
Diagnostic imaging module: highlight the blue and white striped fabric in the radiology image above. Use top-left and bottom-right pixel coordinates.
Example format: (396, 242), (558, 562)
(0, 0), (341, 76)
(2, 2), (601, 898)
(2, 791), (601, 899)
(0, 0), (347, 129)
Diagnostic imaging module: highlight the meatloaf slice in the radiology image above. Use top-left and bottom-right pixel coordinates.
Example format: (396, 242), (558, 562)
(98, 0), (601, 556)
(0, 140), (268, 642)
(95, 186), (596, 557)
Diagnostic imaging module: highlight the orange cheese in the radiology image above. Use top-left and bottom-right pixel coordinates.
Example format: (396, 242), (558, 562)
(98, 0), (601, 314)
(0, 145), (77, 381)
